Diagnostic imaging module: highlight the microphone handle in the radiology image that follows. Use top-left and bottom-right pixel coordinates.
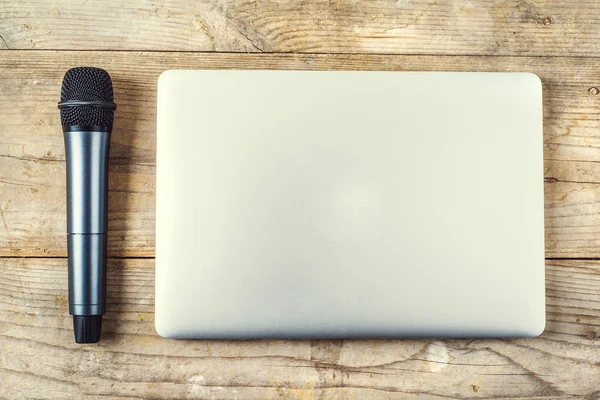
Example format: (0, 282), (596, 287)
(64, 128), (110, 323)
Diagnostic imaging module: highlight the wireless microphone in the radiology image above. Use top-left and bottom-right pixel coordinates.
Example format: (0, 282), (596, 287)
(58, 67), (116, 343)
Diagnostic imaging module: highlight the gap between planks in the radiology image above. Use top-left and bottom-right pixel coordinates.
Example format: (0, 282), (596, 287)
(1, 48), (600, 60)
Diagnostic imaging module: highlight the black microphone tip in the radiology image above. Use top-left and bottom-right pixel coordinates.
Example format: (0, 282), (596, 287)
(73, 315), (103, 344)
(59, 67), (115, 129)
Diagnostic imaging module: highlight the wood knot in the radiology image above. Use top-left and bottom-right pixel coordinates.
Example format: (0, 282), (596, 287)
(542, 16), (552, 25)
(589, 87), (599, 95)
(156, 8), (171, 19)
(586, 331), (597, 340)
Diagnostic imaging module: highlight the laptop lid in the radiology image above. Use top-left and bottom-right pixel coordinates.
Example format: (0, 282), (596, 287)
(155, 70), (544, 338)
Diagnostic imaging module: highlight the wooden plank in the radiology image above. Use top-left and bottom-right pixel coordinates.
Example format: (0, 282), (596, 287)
(1, 51), (600, 257)
(0, 258), (598, 399)
(0, 0), (600, 56)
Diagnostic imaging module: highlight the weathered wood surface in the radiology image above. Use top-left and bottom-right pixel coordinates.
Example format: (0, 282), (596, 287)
(0, 0), (599, 56)
(2, 1), (600, 392)
(1, 51), (600, 258)
(1, 258), (598, 399)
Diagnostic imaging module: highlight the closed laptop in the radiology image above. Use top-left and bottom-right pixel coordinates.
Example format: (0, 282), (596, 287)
(155, 70), (545, 338)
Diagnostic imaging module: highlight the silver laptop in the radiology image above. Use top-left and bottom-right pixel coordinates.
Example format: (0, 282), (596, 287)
(155, 70), (545, 338)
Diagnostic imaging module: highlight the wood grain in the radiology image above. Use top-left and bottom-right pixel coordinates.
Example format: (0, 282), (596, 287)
(1, 51), (600, 257)
(0, 0), (600, 56)
(0, 257), (598, 399)
(1, 2), (598, 398)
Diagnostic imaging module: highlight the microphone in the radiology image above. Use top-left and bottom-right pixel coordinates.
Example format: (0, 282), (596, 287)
(58, 67), (116, 343)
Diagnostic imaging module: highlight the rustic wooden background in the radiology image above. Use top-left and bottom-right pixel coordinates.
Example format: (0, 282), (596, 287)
(1, 1), (599, 399)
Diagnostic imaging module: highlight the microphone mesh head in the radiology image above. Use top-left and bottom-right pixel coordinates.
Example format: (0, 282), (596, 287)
(60, 67), (115, 129)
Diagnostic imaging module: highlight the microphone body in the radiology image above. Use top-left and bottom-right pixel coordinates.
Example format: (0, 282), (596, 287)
(59, 67), (116, 343)
(64, 127), (110, 317)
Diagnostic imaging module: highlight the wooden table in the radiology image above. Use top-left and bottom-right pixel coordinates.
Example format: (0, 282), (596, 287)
(1, 1), (599, 398)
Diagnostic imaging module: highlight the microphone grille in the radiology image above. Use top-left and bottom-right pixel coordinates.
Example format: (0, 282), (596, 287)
(60, 67), (115, 129)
